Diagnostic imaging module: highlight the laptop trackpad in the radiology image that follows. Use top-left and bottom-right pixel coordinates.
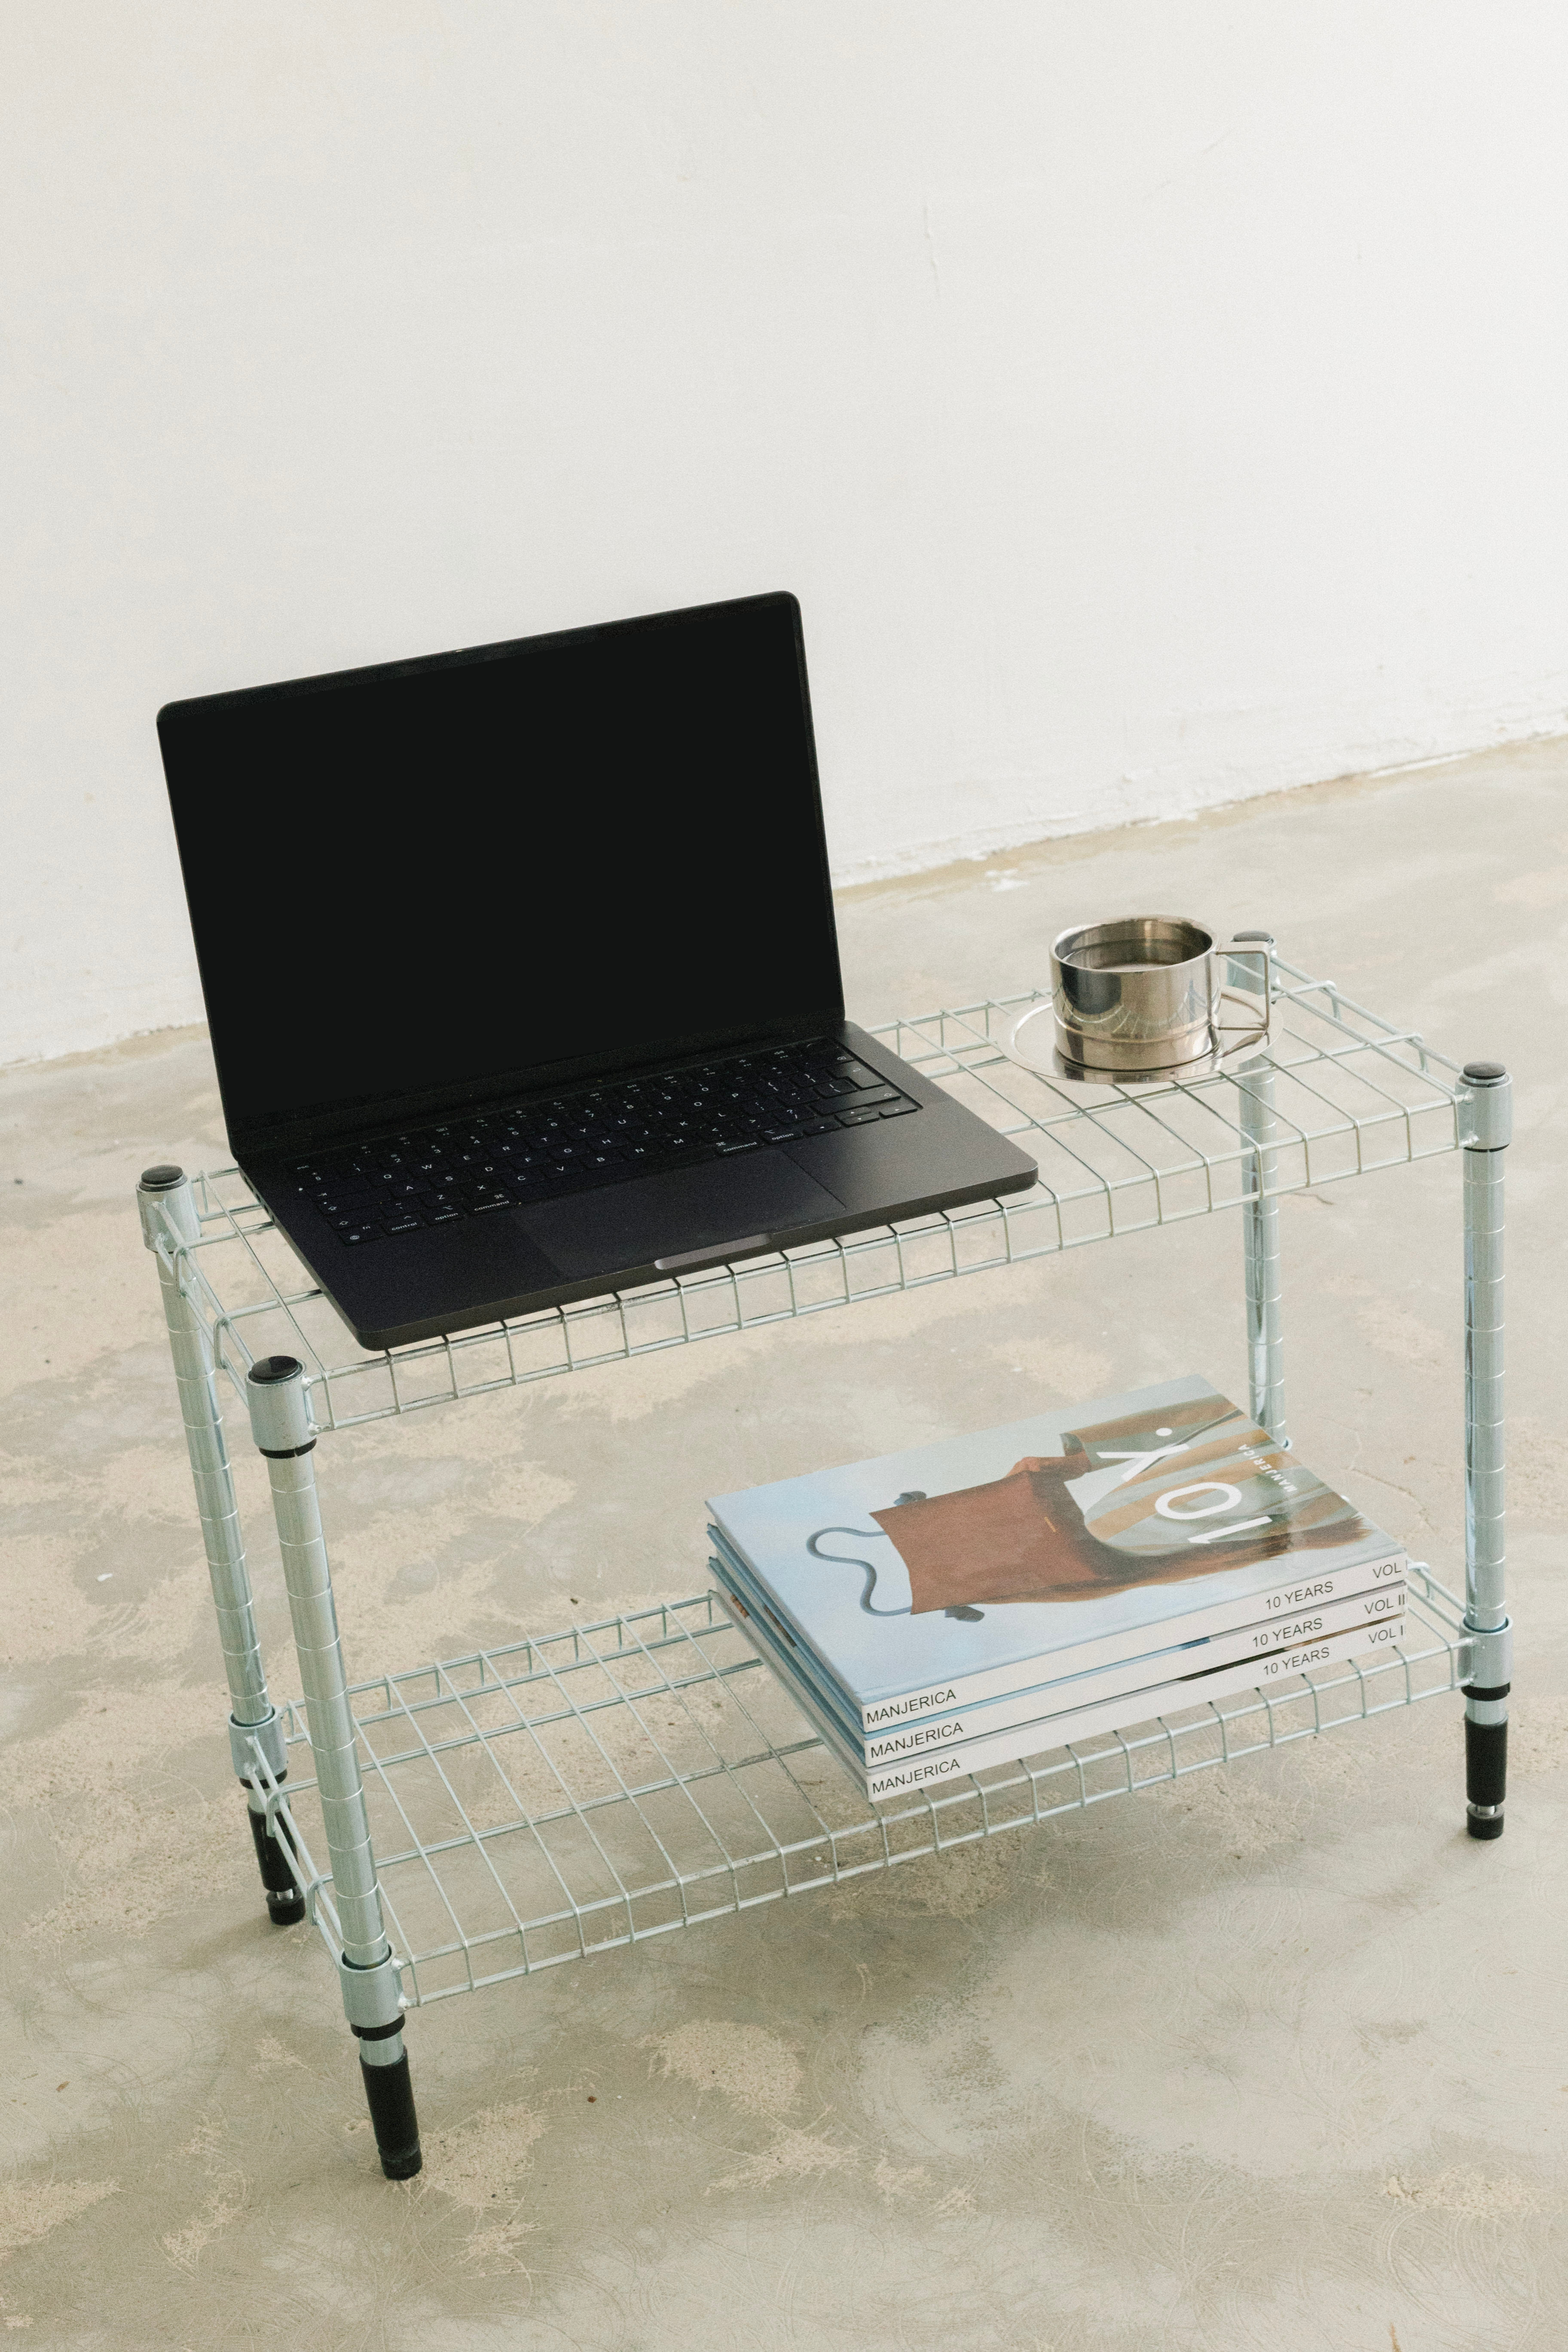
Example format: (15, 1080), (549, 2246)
(517, 1152), (845, 1280)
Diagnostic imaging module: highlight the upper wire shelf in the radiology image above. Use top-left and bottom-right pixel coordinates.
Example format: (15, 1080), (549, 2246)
(150, 952), (1468, 1437)
(247, 1568), (1470, 2007)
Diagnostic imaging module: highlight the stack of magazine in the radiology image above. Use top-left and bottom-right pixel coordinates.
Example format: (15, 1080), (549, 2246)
(707, 1375), (1408, 1800)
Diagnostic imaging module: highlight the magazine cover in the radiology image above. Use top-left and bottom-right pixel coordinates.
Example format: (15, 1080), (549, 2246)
(708, 1375), (1403, 1722)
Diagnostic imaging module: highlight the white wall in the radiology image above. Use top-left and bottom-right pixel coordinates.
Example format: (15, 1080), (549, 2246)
(7, 3), (1568, 1065)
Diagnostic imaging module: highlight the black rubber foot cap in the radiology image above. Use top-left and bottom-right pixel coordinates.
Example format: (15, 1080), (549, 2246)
(1467, 1812), (1505, 1840)
(361, 2050), (421, 2180)
(266, 1891), (307, 1925)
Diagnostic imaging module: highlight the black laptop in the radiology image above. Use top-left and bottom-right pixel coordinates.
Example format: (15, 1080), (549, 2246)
(157, 591), (1038, 1351)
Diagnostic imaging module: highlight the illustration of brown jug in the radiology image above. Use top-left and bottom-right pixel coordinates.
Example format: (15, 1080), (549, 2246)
(810, 1393), (1373, 1620)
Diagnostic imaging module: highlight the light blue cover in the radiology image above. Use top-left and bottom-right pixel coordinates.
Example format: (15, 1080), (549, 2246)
(707, 1375), (1395, 1714)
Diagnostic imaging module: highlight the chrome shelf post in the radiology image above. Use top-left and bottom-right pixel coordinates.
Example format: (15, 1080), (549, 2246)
(138, 1165), (303, 1924)
(1459, 1063), (1511, 1840)
(245, 1355), (420, 2177)
(1231, 933), (1286, 1447)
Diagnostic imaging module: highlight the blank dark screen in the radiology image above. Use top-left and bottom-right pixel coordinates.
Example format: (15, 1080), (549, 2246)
(157, 595), (843, 1146)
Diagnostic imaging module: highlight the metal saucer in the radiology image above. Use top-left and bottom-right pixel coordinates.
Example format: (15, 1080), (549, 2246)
(1006, 995), (1271, 1088)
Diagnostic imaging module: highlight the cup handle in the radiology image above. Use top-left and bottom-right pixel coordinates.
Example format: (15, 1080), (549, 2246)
(1214, 937), (1273, 1054)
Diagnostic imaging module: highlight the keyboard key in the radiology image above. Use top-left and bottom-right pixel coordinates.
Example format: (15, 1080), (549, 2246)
(847, 1083), (900, 1106)
(339, 1225), (382, 1245)
(383, 1213), (423, 1234)
(838, 1105), (883, 1126)
(423, 1203), (461, 1224)
(877, 1099), (916, 1117)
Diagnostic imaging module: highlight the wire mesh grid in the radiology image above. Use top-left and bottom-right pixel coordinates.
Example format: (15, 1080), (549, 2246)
(250, 1567), (1469, 2006)
(150, 952), (1468, 1438)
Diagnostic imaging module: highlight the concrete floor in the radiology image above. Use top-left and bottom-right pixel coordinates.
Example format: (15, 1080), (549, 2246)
(3, 740), (1566, 2349)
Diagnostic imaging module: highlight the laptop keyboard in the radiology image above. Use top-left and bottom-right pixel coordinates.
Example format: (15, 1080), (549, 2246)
(289, 1040), (919, 1247)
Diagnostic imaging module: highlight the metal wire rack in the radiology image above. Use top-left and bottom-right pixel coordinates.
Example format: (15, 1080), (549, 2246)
(139, 938), (1510, 2177)
(245, 1565), (1469, 2006)
(159, 952), (1466, 1436)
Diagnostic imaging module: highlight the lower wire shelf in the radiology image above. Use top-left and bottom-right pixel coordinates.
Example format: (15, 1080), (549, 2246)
(251, 1566), (1470, 2009)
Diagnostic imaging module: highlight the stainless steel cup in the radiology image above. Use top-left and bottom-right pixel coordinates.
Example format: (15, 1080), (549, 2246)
(1049, 917), (1270, 1074)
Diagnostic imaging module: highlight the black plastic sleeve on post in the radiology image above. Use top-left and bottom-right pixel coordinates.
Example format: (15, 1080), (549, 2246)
(1465, 1718), (1507, 1840)
(361, 2052), (423, 2179)
(245, 1797), (306, 1923)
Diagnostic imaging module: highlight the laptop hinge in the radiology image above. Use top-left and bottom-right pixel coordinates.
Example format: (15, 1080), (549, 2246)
(233, 1013), (846, 1167)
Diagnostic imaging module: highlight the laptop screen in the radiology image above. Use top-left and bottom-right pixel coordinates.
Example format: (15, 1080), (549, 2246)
(157, 593), (845, 1153)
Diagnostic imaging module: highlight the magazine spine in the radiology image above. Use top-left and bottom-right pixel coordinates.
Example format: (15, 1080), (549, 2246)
(864, 1620), (1406, 1797)
(861, 1585), (1406, 1763)
(850, 1552), (1407, 1733)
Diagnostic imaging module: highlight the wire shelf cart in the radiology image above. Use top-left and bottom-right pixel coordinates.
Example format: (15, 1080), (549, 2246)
(136, 946), (1512, 2179)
